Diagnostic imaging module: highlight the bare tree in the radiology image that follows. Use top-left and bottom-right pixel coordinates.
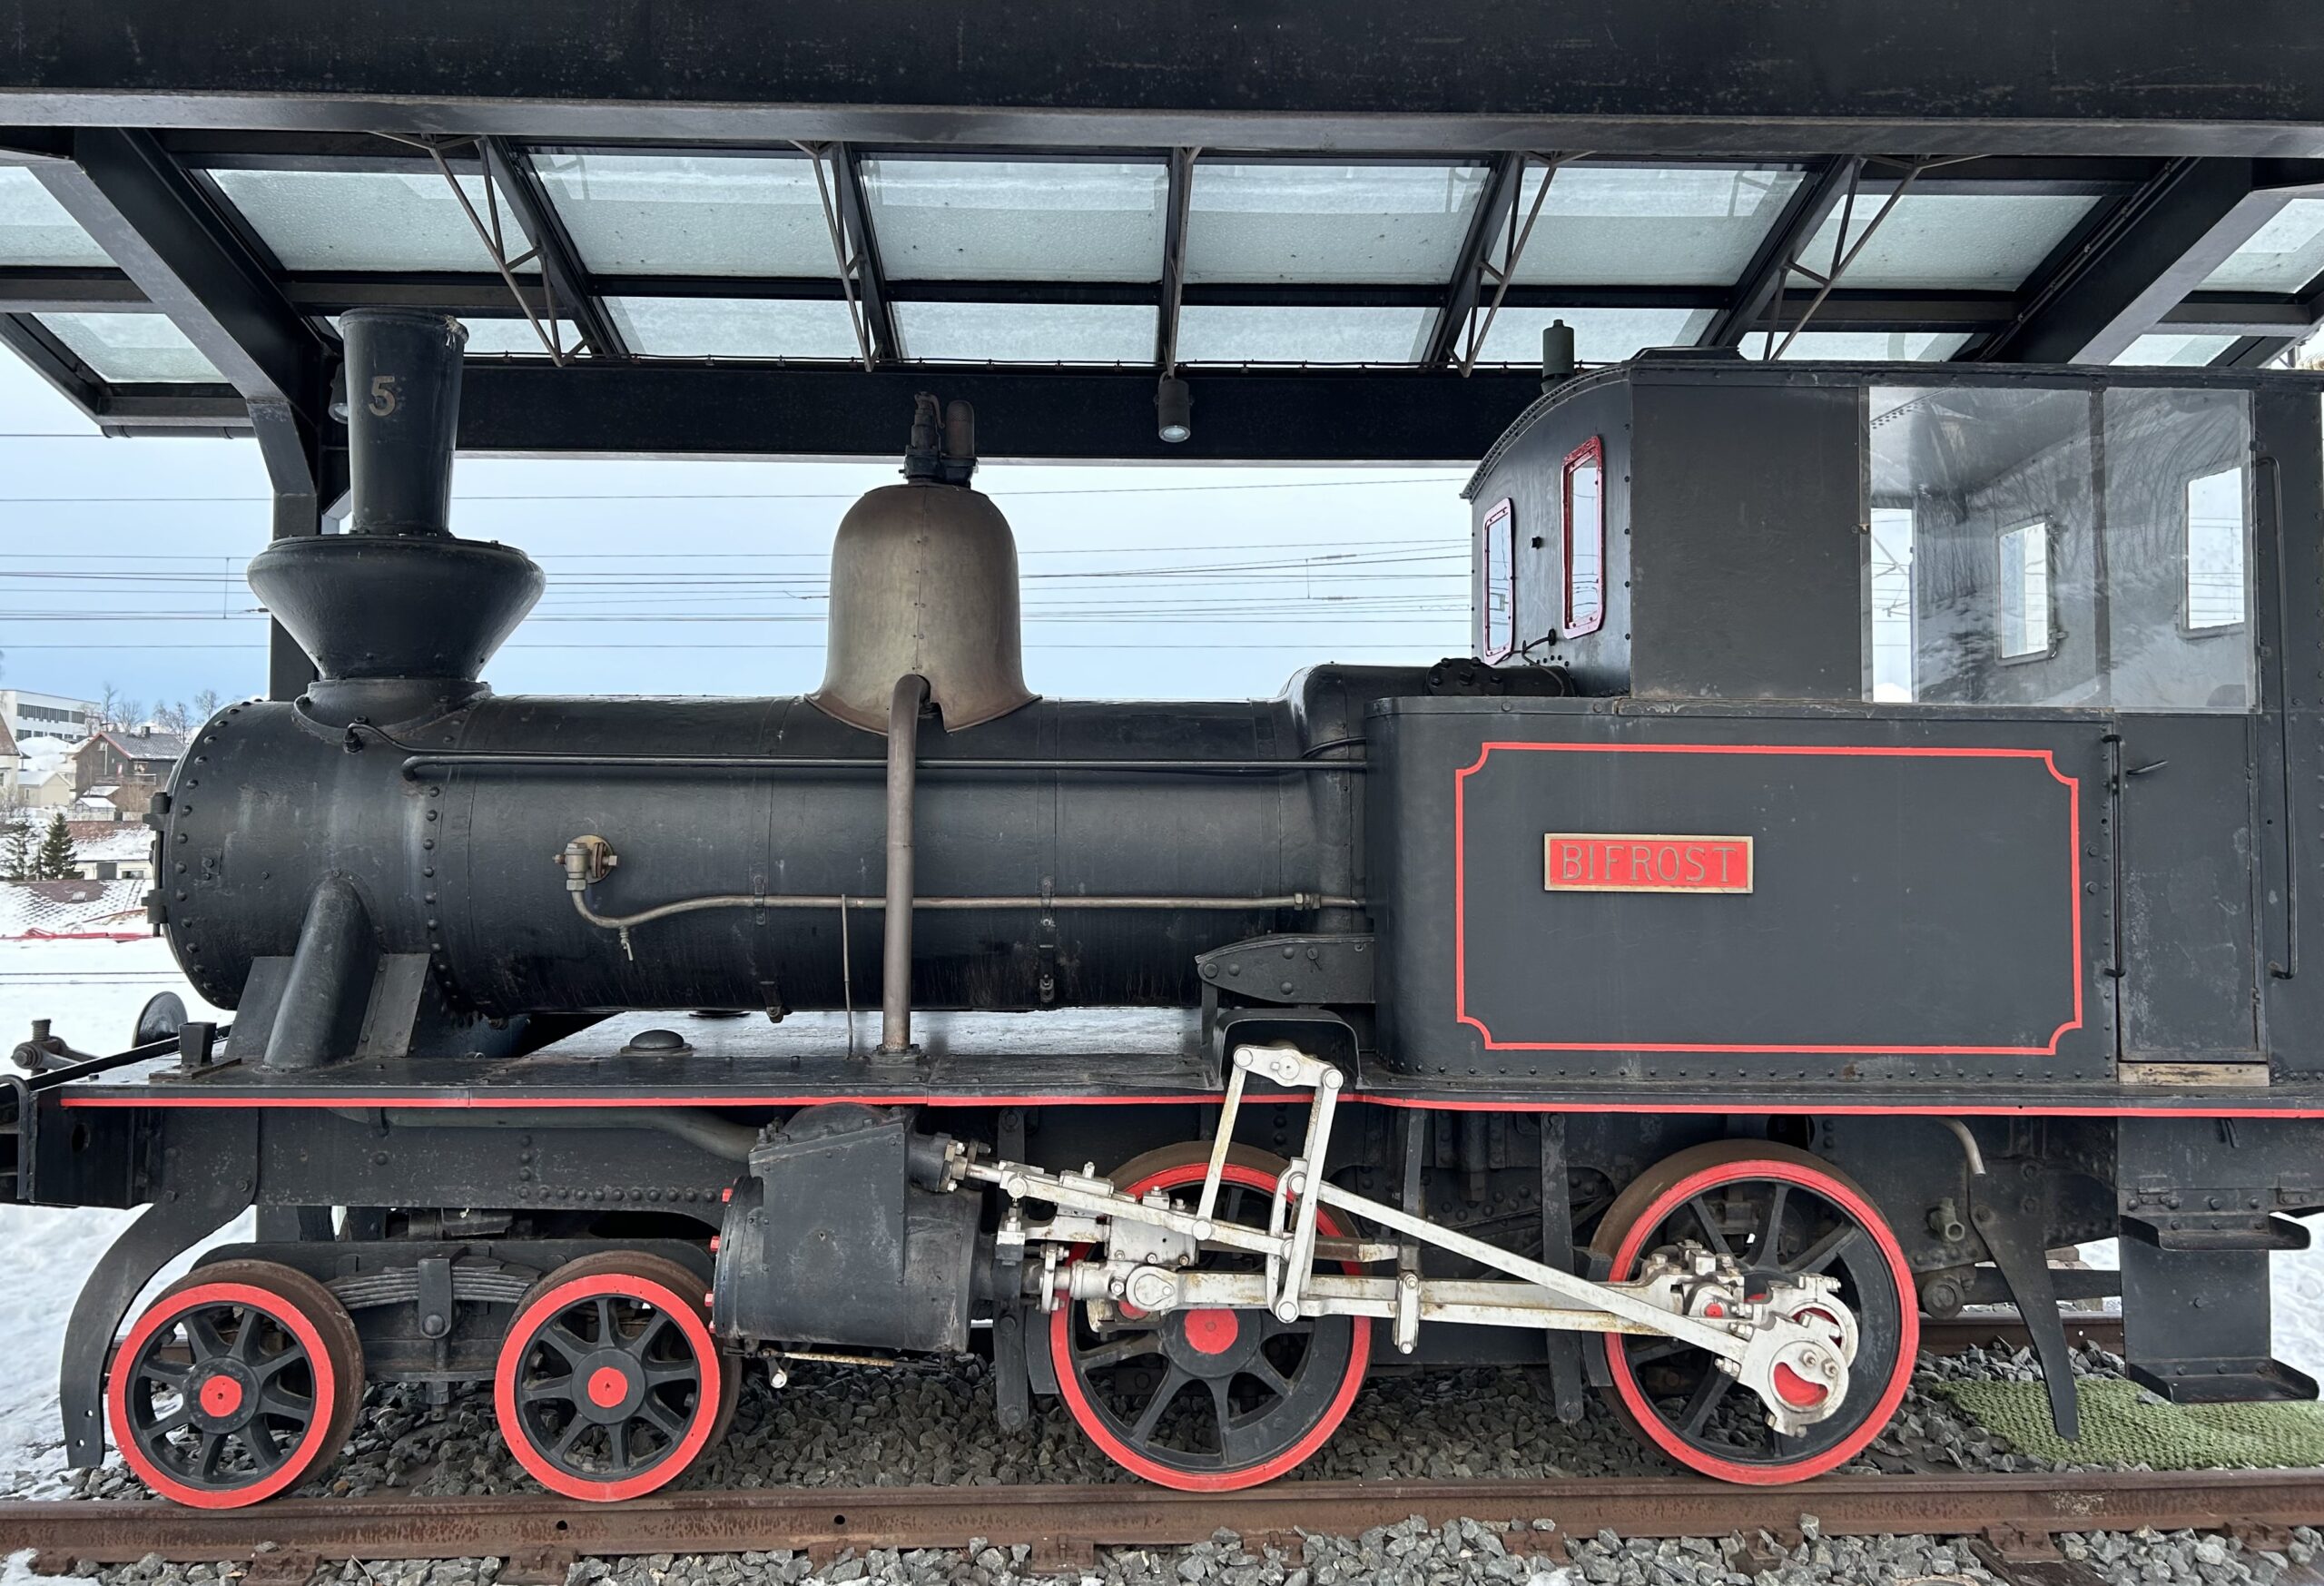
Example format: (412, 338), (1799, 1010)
(152, 699), (192, 734)
(192, 687), (224, 719)
(95, 682), (123, 730)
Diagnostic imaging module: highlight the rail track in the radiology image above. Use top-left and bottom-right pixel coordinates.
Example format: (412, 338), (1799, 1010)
(6, 1469), (2323, 1585)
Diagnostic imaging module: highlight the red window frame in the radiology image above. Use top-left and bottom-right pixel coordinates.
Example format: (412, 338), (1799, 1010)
(1480, 497), (1515, 662)
(1563, 438), (1606, 639)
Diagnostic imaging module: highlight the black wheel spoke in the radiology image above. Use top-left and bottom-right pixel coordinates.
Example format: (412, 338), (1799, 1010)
(1689, 1197), (1732, 1257)
(1626, 1337), (1692, 1369)
(186, 1310), (231, 1363)
(1677, 1367), (1730, 1437)
(625, 1311), (674, 1359)
(1203, 1374), (1233, 1431)
(138, 1358), (192, 1389)
(251, 1345), (307, 1383)
(145, 1403), (196, 1438)
(1246, 1356), (1295, 1401)
(1789, 1222), (1864, 1276)
(232, 1423), (281, 1473)
(228, 1311), (266, 1364)
(539, 1322), (593, 1365)
(256, 1381), (314, 1423)
(522, 1374), (576, 1404)
(607, 1418), (634, 1472)
(1129, 1364), (1192, 1443)
(196, 1430), (229, 1482)
(1076, 1331), (1163, 1372)
(638, 1395), (688, 1441)
(592, 1297), (616, 1345)
(1757, 1185), (1791, 1264)
(551, 1414), (589, 1458)
(641, 1360), (701, 1391)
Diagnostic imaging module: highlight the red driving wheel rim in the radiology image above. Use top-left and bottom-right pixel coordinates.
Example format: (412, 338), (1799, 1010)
(493, 1253), (726, 1502)
(1050, 1148), (1372, 1491)
(1594, 1142), (1917, 1485)
(105, 1260), (363, 1509)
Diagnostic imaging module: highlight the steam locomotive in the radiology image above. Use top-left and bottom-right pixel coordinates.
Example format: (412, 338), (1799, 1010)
(11, 309), (2324, 1505)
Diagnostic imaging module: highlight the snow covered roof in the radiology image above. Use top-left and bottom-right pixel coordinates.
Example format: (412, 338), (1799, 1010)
(19, 740), (84, 781)
(0, 717), (16, 759)
(94, 730), (189, 762)
(84, 784), (119, 797)
(0, 879), (149, 938)
(65, 823), (150, 862)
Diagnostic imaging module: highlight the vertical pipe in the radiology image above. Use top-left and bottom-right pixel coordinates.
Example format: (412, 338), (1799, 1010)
(878, 673), (931, 1059)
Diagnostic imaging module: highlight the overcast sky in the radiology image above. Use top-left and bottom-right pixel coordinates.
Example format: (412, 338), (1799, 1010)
(0, 354), (1478, 715)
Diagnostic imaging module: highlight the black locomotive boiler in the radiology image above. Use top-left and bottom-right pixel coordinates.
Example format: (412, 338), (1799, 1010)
(13, 309), (2324, 1504)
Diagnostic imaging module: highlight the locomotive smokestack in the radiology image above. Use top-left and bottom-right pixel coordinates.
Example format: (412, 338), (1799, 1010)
(244, 309), (545, 724)
(808, 395), (1036, 734)
(344, 309), (465, 537)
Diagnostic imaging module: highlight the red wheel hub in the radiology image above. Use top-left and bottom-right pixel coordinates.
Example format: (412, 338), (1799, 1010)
(586, 1366), (630, 1409)
(197, 1374), (244, 1418)
(1180, 1307), (1240, 1356)
(1772, 1363), (1828, 1409)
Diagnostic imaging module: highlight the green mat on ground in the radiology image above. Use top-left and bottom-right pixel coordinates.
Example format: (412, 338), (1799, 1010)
(1935, 1377), (2324, 1467)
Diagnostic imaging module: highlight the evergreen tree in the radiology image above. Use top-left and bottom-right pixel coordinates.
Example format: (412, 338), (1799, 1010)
(1, 815), (31, 881)
(34, 812), (76, 881)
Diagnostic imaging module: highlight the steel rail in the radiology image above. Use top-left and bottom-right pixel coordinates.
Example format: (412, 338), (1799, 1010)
(7, 1469), (2322, 1571)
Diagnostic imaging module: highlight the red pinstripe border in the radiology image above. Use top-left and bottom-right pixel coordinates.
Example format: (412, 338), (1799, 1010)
(1453, 741), (2084, 1055)
(56, 1090), (2316, 1119)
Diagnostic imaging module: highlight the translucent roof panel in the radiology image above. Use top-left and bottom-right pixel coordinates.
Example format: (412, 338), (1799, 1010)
(2112, 333), (2238, 367)
(894, 301), (1155, 364)
(1757, 330), (1972, 361)
(1176, 304), (1432, 364)
(209, 168), (539, 273)
(1472, 307), (1713, 365)
(530, 153), (838, 278)
(1509, 165), (1803, 286)
(863, 160), (1167, 282)
(1788, 192), (2099, 291)
(606, 296), (863, 360)
(1185, 163), (1487, 285)
(0, 166), (111, 267)
(452, 317), (572, 356)
(2198, 198), (2324, 292)
(330, 313), (570, 357)
(37, 312), (222, 382)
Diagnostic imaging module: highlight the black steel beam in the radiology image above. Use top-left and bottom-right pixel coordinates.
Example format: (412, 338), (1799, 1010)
(1984, 158), (2324, 364)
(830, 144), (898, 363)
(5, 4), (2324, 157)
(478, 136), (626, 358)
(458, 363), (1544, 463)
(1423, 152), (1526, 369)
(0, 266), (143, 310)
(2162, 291), (2324, 336)
(0, 311), (100, 410)
(30, 130), (329, 420)
(1156, 147), (1195, 369)
(1702, 158), (1857, 348)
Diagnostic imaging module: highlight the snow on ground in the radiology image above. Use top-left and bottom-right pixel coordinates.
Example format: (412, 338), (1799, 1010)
(2, 938), (2324, 1497)
(0, 937), (246, 1495)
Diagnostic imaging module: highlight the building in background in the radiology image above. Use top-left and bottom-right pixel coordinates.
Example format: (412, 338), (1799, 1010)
(15, 739), (83, 810)
(0, 716), (17, 797)
(63, 820), (153, 882)
(0, 689), (101, 744)
(74, 727), (187, 796)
